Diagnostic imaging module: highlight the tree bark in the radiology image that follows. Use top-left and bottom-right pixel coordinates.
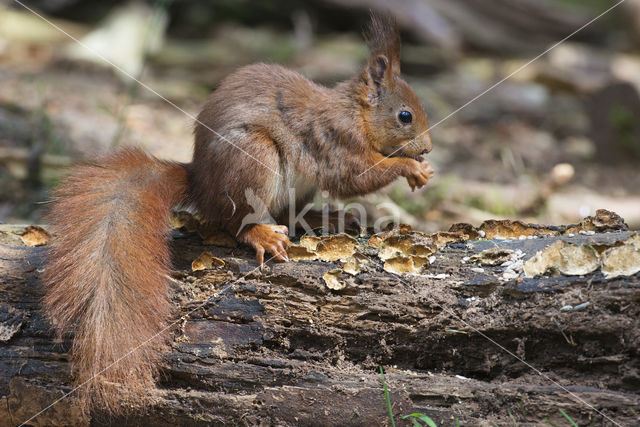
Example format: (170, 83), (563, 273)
(1, 223), (639, 426)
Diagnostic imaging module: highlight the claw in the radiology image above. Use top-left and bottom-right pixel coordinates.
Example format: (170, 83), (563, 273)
(256, 245), (265, 266)
(239, 224), (292, 266)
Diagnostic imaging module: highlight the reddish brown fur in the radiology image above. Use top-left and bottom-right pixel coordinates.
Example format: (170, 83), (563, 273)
(189, 13), (432, 238)
(44, 12), (432, 414)
(43, 148), (187, 413)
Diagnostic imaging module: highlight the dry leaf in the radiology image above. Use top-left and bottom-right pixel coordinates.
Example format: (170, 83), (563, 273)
(191, 252), (225, 271)
(323, 269), (345, 290)
(314, 234), (359, 262)
(624, 233), (640, 249)
(367, 233), (387, 248)
(343, 253), (368, 275)
(564, 209), (628, 235)
(381, 223), (413, 234)
(524, 240), (600, 277)
(524, 241), (563, 277)
(448, 223), (481, 240)
(20, 225), (50, 247)
(479, 219), (558, 239)
(557, 244), (600, 276)
(288, 244), (317, 261)
(585, 209), (628, 232)
(470, 248), (514, 266)
(300, 235), (322, 251)
(289, 234), (360, 262)
(367, 224), (412, 247)
(378, 235), (436, 261)
(383, 255), (429, 275)
(431, 231), (467, 248)
(601, 236), (640, 278)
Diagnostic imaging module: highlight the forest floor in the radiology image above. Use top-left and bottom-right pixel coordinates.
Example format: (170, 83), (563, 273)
(0, 4), (639, 231)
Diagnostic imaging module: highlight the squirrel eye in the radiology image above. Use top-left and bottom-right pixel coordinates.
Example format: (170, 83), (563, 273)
(398, 110), (412, 124)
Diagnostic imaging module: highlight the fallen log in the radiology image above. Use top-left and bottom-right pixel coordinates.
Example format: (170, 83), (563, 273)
(1, 211), (639, 426)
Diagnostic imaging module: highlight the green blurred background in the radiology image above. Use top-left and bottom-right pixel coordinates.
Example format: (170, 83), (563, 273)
(0, 0), (639, 230)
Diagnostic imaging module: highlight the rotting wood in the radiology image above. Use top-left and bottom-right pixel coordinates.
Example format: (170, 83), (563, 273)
(0, 213), (639, 426)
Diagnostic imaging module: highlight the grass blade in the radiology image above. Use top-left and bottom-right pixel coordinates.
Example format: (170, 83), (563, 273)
(402, 413), (438, 427)
(379, 366), (395, 427)
(558, 409), (579, 427)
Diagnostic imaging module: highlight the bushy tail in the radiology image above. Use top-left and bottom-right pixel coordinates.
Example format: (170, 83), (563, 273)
(43, 148), (188, 413)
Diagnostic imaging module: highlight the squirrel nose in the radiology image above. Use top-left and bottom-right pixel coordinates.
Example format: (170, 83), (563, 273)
(420, 132), (432, 154)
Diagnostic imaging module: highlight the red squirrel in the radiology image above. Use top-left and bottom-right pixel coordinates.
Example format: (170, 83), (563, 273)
(43, 13), (433, 413)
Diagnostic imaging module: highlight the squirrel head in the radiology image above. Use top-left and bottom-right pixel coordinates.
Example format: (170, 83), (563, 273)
(358, 13), (432, 159)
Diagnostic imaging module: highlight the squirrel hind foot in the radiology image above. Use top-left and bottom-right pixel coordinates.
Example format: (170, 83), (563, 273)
(238, 224), (290, 265)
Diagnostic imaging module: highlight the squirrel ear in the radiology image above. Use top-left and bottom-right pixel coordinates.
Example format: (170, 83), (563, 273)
(366, 55), (391, 101)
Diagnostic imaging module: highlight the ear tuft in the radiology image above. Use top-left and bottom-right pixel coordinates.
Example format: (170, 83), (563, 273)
(363, 12), (401, 75)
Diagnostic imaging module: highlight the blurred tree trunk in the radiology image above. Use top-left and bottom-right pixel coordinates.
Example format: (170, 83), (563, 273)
(324, 0), (602, 53)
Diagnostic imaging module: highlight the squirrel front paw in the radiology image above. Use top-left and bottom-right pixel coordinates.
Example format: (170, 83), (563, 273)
(239, 224), (290, 265)
(402, 158), (434, 191)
